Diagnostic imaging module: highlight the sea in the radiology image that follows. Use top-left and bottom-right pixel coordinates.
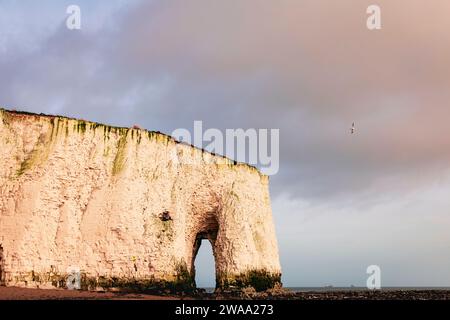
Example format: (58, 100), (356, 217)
(201, 287), (450, 294)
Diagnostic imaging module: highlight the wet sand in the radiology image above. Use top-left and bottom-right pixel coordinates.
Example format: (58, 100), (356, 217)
(0, 286), (181, 300)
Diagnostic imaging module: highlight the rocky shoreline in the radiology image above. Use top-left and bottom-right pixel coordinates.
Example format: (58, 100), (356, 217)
(1, 286), (449, 300)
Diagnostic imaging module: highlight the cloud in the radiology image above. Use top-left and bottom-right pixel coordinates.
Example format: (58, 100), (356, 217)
(98, 0), (450, 199)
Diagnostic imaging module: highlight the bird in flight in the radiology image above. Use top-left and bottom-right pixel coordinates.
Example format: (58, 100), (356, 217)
(350, 122), (356, 134)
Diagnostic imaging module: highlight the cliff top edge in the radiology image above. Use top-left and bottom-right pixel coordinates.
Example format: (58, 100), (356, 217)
(0, 107), (267, 178)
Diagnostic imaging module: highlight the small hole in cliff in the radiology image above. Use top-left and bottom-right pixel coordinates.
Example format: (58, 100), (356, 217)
(160, 210), (172, 221)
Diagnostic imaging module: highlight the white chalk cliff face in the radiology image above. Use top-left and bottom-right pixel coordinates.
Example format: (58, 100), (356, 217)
(0, 108), (281, 291)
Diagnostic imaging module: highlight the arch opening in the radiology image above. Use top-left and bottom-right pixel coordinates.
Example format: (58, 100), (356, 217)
(193, 239), (215, 291)
(190, 214), (219, 291)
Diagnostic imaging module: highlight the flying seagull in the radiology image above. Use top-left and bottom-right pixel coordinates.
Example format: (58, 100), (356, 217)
(350, 122), (356, 134)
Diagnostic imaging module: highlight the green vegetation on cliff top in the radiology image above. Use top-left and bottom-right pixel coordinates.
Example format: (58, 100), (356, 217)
(0, 107), (264, 176)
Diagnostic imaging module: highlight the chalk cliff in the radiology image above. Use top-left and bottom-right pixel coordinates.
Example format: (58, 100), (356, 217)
(0, 108), (281, 292)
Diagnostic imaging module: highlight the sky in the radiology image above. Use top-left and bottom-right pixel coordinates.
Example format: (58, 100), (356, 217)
(1, 0), (450, 287)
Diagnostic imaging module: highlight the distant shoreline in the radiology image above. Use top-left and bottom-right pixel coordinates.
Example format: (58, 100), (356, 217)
(201, 286), (450, 293)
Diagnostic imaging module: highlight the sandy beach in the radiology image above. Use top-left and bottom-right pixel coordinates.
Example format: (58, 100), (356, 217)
(0, 286), (181, 300)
